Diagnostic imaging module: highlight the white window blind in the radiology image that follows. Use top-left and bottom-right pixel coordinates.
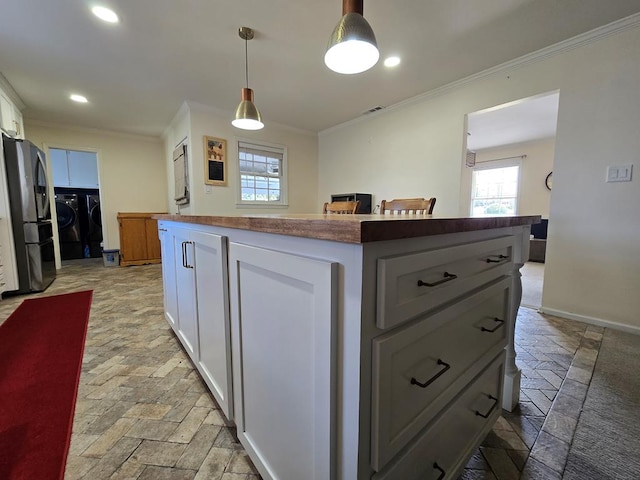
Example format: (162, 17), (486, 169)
(238, 141), (286, 205)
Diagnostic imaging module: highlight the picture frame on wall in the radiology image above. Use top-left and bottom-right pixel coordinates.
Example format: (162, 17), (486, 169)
(204, 136), (227, 186)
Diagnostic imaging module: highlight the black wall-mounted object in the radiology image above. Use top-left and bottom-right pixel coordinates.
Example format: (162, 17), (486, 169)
(330, 193), (372, 213)
(530, 219), (548, 239)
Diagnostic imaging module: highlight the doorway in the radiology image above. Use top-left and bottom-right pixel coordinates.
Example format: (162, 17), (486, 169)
(49, 148), (102, 261)
(462, 91), (559, 309)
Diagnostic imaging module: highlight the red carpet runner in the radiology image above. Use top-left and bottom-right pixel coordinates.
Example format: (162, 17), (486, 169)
(0, 290), (93, 480)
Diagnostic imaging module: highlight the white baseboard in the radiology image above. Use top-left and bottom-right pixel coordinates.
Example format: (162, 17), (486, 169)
(538, 307), (640, 335)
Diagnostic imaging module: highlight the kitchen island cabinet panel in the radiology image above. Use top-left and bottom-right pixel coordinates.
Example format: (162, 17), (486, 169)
(374, 352), (505, 480)
(173, 227), (198, 360)
(371, 277), (510, 469)
(192, 228), (232, 420)
(229, 243), (337, 480)
(158, 221), (233, 419)
(376, 235), (513, 329)
(158, 225), (178, 329)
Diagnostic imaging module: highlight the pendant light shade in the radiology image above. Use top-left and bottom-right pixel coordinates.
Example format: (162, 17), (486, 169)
(325, 0), (379, 74)
(233, 87), (263, 130)
(232, 27), (264, 130)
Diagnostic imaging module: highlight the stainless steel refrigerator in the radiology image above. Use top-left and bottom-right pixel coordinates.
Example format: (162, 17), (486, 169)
(2, 134), (56, 294)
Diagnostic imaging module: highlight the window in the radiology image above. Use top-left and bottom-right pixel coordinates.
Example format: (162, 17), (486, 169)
(237, 140), (287, 206)
(470, 164), (520, 216)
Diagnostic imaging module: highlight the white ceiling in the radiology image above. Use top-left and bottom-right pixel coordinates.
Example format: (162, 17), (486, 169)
(467, 92), (560, 151)
(1, 1), (639, 138)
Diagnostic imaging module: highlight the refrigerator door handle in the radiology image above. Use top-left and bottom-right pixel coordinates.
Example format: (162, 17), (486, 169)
(35, 152), (51, 220)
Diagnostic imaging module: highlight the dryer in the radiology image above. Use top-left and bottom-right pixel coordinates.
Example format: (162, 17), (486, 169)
(55, 193), (83, 259)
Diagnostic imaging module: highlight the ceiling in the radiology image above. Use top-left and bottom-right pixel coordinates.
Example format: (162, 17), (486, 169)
(1, 1), (639, 138)
(467, 92), (560, 151)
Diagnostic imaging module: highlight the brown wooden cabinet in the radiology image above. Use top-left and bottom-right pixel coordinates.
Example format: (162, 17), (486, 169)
(117, 212), (164, 266)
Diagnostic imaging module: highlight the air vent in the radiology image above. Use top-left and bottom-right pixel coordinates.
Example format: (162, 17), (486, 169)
(466, 150), (476, 167)
(362, 105), (385, 115)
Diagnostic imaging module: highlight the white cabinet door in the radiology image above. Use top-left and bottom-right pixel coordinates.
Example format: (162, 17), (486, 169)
(158, 223), (179, 331)
(0, 91), (23, 138)
(163, 223), (234, 420)
(191, 229), (233, 419)
(67, 150), (99, 187)
(174, 227), (198, 360)
(12, 106), (23, 139)
(50, 149), (99, 188)
(0, 93), (14, 134)
(50, 148), (70, 187)
(229, 243), (337, 480)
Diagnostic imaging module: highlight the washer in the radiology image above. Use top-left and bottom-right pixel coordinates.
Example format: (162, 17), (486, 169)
(87, 194), (103, 257)
(55, 193), (83, 259)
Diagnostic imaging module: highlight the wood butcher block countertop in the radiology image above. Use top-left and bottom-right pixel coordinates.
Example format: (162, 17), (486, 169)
(154, 214), (541, 244)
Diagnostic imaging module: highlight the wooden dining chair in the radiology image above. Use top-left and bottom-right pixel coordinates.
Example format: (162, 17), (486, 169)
(322, 200), (360, 214)
(379, 197), (436, 215)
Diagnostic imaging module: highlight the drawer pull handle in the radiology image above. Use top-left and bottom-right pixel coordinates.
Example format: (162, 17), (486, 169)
(481, 317), (505, 333)
(475, 394), (499, 418)
(433, 462), (446, 480)
(417, 272), (457, 287)
(486, 254), (509, 263)
(410, 359), (450, 388)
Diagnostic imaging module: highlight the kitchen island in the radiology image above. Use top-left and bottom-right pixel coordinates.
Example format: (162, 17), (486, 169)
(155, 213), (539, 480)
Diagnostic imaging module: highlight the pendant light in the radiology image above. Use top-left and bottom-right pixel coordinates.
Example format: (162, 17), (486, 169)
(232, 27), (264, 130)
(324, 0), (379, 74)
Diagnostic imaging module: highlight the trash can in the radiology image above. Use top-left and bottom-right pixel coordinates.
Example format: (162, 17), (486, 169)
(102, 249), (120, 267)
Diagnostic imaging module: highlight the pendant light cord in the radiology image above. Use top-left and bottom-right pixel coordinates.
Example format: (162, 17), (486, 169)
(245, 37), (249, 89)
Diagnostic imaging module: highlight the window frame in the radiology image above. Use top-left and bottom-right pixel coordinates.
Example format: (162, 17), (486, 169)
(469, 158), (522, 217)
(235, 138), (288, 208)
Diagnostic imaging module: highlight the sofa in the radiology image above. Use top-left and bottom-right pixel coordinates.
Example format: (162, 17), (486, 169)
(529, 219), (548, 263)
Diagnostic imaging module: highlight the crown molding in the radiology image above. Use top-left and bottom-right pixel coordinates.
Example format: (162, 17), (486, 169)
(25, 118), (162, 143)
(320, 12), (640, 137)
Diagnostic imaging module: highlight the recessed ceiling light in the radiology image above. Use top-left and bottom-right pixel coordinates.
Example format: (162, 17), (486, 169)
(91, 6), (119, 23)
(70, 94), (88, 103)
(384, 56), (401, 68)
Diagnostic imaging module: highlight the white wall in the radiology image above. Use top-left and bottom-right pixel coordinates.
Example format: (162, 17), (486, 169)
(460, 138), (555, 218)
(319, 98), (466, 214)
(163, 102), (318, 215)
(24, 122), (167, 257)
(543, 27), (640, 332)
(319, 22), (640, 331)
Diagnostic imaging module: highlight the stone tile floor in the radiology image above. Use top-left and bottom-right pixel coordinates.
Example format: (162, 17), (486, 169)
(461, 306), (603, 480)
(0, 259), (603, 479)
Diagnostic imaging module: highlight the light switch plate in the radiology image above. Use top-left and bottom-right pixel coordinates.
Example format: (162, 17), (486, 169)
(606, 164), (633, 182)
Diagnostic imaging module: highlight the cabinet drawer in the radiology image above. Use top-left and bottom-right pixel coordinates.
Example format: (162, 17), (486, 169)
(374, 352), (505, 480)
(377, 236), (514, 329)
(371, 278), (509, 471)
